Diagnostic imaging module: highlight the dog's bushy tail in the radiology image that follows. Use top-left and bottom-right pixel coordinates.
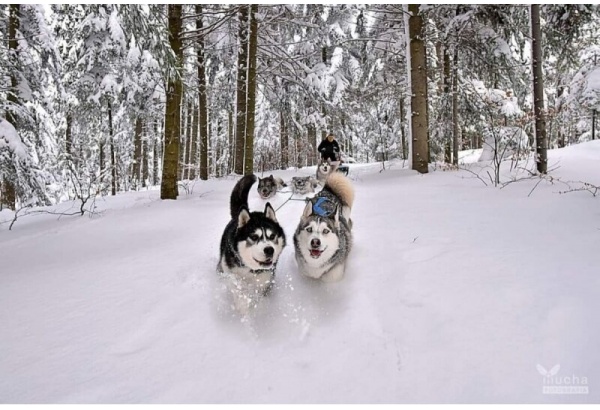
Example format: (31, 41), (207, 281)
(324, 172), (354, 208)
(230, 174), (257, 218)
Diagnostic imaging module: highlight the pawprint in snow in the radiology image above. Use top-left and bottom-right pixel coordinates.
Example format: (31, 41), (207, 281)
(537, 364), (560, 377)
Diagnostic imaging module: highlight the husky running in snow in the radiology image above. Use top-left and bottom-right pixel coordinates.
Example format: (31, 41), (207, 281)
(218, 175), (286, 313)
(293, 172), (354, 282)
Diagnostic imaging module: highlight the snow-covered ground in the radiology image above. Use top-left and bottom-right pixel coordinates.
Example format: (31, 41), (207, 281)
(1, 142), (600, 403)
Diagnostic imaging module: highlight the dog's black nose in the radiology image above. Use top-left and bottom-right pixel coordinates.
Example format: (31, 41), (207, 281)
(310, 238), (321, 249)
(264, 246), (274, 257)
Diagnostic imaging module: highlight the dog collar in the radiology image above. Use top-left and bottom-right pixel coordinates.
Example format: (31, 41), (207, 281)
(251, 267), (275, 275)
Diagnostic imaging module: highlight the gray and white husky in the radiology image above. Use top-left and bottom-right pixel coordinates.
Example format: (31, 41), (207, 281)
(293, 172), (354, 282)
(316, 160), (339, 184)
(291, 176), (319, 195)
(218, 174), (286, 313)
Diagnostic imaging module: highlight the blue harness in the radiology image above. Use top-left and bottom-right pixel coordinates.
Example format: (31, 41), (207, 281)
(312, 196), (337, 217)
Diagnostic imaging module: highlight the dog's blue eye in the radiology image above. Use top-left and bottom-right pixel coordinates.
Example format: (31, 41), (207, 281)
(323, 229), (330, 234)
(306, 227), (312, 233)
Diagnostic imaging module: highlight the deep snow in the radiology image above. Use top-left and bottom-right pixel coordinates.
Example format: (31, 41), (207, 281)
(1, 142), (600, 403)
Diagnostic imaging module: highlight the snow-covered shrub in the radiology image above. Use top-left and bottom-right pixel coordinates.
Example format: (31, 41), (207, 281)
(479, 126), (530, 162)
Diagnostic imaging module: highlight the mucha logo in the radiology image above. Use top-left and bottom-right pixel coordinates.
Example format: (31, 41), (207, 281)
(537, 364), (589, 395)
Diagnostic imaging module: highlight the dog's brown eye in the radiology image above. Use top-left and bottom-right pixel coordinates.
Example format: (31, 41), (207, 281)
(306, 227), (312, 233)
(322, 229), (330, 234)
(268, 233), (275, 240)
(250, 234), (259, 241)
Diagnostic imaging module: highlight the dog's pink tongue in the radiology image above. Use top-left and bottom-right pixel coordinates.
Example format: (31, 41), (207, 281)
(310, 249), (321, 257)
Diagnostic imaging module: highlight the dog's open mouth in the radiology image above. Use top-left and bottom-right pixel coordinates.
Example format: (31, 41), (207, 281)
(254, 258), (273, 267)
(309, 248), (326, 259)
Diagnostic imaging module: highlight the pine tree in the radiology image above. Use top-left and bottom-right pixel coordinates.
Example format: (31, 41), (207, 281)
(531, 4), (547, 174)
(407, 4), (429, 174)
(161, 5), (183, 200)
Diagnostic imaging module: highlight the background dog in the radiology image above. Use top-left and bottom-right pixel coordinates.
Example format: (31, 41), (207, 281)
(218, 175), (286, 313)
(257, 175), (287, 199)
(293, 173), (354, 282)
(316, 160), (339, 184)
(291, 176), (319, 196)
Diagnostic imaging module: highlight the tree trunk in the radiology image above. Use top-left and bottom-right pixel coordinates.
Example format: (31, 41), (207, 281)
(1, 4), (20, 210)
(308, 125), (317, 165)
(452, 48), (459, 166)
(280, 108), (288, 169)
(407, 4), (429, 174)
(196, 5), (209, 181)
(184, 100), (193, 180)
(153, 121), (160, 186)
(556, 85), (565, 148)
(593, 110), (596, 141)
(234, 5), (249, 175)
(399, 97), (407, 160)
(443, 47), (452, 163)
(228, 110), (234, 174)
(244, 4), (258, 176)
(66, 114), (73, 157)
(133, 116), (143, 189)
(107, 100), (117, 196)
(531, 4), (547, 174)
(142, 121), (148, 188)
(99, 135), (105, 186)
(179, 96), (187, 181)
(189, 101), (198, 180)
(161, 4), (183, 200)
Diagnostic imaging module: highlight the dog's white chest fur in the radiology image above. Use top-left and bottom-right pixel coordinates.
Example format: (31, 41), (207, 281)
(219, 258), (274, 314)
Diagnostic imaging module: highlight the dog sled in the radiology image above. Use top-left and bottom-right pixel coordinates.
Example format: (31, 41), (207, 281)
(325, 160), (349, 176)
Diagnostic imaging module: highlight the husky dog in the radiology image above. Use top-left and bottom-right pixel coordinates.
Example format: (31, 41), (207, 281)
(291, 176), (319, 196)
(316, 160), (339, 184)
(257, 175), (287, 199)
(218, 175), (286, 312)
(293, 173), (354, 282)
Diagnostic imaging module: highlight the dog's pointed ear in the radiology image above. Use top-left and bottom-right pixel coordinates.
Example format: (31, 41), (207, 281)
(302, 201), (313, 219)
(334, 206), (341, 227)
(238, 208), (251, 228)
(264, 202), (277, 222)
(270, 174), (273, 179)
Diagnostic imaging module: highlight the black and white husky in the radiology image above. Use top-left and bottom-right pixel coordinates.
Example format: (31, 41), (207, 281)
(218, 175), (286, 313)
(293, 173), (354, 282)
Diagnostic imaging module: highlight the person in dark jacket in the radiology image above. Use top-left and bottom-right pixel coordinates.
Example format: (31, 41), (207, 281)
(318, 133), (340, 162)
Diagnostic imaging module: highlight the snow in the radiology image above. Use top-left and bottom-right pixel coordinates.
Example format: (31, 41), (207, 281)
(0, 118), (29, 159)
(1, 143), (600, 403)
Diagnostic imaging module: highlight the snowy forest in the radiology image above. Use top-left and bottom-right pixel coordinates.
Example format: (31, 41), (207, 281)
(1, 4), (599, 208)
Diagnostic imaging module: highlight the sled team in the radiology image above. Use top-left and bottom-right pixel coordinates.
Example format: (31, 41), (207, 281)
(217, 133), (354, 313)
